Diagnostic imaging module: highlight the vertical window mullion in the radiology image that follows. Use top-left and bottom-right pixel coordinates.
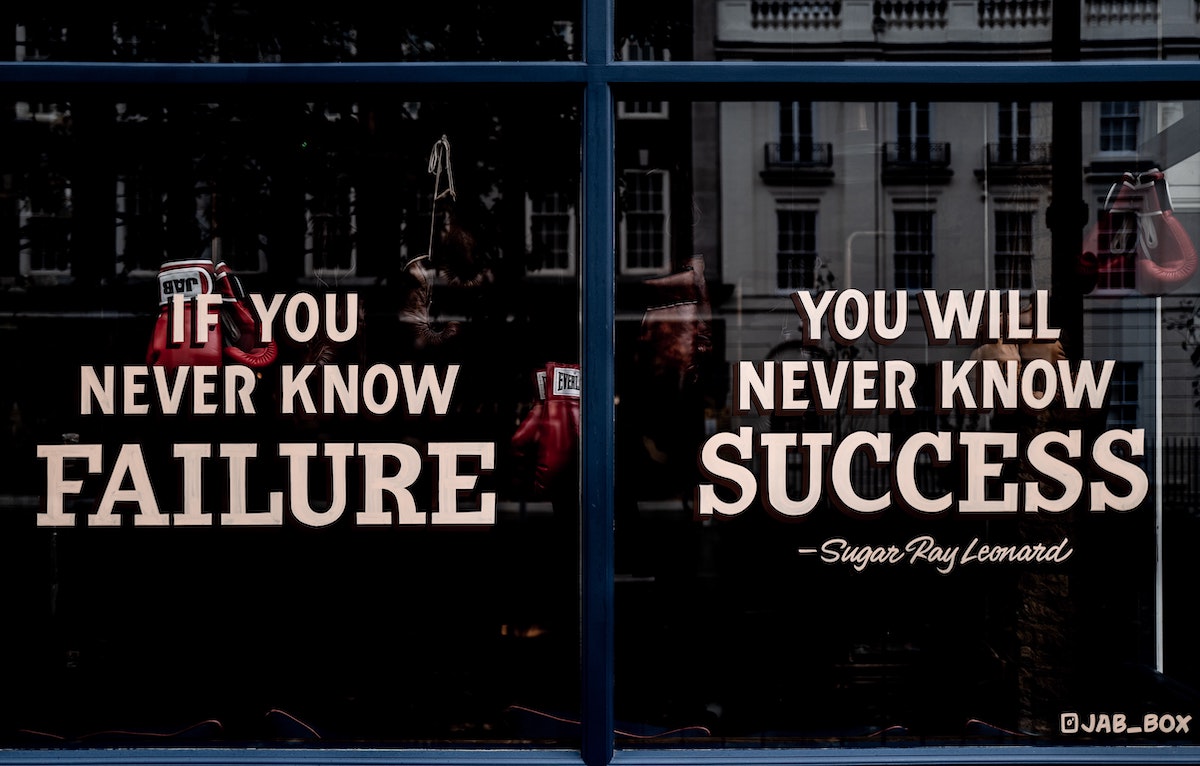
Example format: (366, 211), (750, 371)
(582, 0), (615, 764)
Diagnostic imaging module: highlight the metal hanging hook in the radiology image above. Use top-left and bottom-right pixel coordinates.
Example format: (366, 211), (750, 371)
(428, 134), (456, 204)
(425, 134), (457, 266)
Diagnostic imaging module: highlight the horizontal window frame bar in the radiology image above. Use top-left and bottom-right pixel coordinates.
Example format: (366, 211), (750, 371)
(611, 747), (1200, 765)
(1, 745), (1199, 765)
(0, 750), (583, 765)
(3, 60), (1200, 89)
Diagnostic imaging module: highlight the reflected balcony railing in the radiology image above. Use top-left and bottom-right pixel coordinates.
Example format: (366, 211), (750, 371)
(881, 141), (953, 184)
(873, 0), (949, 29)
(761, 141), (836, 185)
(1085, 0), (1159, 25)
(974, 141), (1052, 183)
(765, 141), (834, 169)
(985, 141), (1052, 166)
(881, 141), (951, 167)
(978, 0), (1052, 28)
(750, 1), (843, 29)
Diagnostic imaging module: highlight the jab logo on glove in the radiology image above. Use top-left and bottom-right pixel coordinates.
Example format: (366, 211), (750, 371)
(157, 262), (215, 304)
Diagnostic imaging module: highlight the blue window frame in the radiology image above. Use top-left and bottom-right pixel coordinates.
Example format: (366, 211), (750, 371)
(5, 1), (1200, 765)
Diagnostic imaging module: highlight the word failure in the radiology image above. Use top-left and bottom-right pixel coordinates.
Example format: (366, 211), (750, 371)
(37, 441), (495, 527)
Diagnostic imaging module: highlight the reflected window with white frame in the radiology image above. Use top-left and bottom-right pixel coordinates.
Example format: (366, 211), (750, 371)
(896, 101), (931, 161)
(526, 190), (577, 274)
(894, 209), (934, 290)
(778, 101), (815, 163)
(1099, 101), (1139, 153)
(302, 103), (358, 277)
(995, 210), (1034, 291)
(19, 168), (72, 276)
(997, 101), (1032, 162)
(15, 23), (67, 62)
(617, 40), (668, 118)
(115, 171), (166, 275)
(305, 184), (356, 277)
(621, 170), (670, 274)
(1106, 362), (1140, 429)
(776, 208), (817, 290)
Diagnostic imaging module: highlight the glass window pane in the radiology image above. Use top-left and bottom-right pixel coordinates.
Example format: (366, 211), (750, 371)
(0, 88), (582, 747)
(614, 96), (1200, 748)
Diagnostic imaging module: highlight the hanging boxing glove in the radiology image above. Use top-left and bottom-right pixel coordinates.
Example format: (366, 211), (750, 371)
(534, 362), (581, 498)
(1131, 169), (1198, 296)
(511, 367), (547, 494)
(437, 210), (494, 290)
(1080, 173), (1139, 294)
(636, 255), (714, 391)
(215, 261), (278, 368)
(146, 259), (225, 371)
(396, 136), (475, 353)
(397, 255), (461, 351)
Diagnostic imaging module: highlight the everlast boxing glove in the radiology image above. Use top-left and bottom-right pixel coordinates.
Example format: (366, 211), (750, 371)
(146, 259), (224, 371)
(534, 362), (581, 498)
(214, 261), (278, 368)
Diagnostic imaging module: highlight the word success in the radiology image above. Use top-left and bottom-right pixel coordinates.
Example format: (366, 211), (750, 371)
(697, 427), (1147, 517)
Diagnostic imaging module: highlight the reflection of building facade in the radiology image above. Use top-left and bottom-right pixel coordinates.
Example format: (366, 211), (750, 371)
(699, 0), (1200, 451)
(713, 0), (1200, 58)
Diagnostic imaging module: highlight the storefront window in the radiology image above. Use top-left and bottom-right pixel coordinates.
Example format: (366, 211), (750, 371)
(5, 1), (1200, 764)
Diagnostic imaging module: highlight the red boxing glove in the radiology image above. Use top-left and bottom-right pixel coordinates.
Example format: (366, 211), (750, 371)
(534, 362), (581, 497)
(215, 261), (278, 368)
(511, 367), (547, 493)
(512, 368), (547, 461)
(1087, 170), (1199, 296)
(146, 259), (224, 371)
(1080, 173), (1138, 294)
(398, 255), (461, 351)
(637, 255), (713, 391)
(1131, 170), (1198, 296)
